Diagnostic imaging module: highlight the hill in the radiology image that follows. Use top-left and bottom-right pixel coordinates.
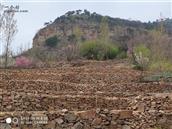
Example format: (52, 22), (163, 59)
(32, 10), (172, 50)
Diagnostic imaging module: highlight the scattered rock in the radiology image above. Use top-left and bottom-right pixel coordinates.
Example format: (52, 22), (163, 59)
(62, 109), (68, 113)
(122, 125), (131, 129)
(76, 110), (96, 120)
(64, 113), (77, 123)
(55, 118), (64, 125)
(72, 122), (83, 129)
(96, 108), (101, 114)
(119, 110), (133, 119)
(137, 103), (145, 112)
(92, 117), (102, 125)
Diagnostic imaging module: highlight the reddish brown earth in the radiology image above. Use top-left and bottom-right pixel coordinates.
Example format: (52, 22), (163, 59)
(0, 60), (172, 129)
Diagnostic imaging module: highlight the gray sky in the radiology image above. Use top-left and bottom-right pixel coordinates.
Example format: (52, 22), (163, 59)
(1, 0), (172, 54)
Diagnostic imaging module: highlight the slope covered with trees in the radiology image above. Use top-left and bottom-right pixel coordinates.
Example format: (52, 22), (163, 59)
(29, 10), (172, 70)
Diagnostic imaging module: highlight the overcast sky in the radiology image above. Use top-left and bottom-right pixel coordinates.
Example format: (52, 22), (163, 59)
(0, 0), (172, 54)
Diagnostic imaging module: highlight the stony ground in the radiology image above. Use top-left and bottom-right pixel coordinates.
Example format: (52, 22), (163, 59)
(0, 60), (172, 129)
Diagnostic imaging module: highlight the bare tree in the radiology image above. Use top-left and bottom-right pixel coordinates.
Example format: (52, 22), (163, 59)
(0, 4), (4, 40)
(0, 4), (4, 29)
(0, 4), (5, 66)
(2, 7), (18, 68)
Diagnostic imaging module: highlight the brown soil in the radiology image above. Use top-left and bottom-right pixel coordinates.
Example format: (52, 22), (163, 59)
(0, 60), (172, 129)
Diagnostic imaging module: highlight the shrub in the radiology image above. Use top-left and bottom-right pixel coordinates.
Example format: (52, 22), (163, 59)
(68, 34), (76, 43)
(105, 44), (119, 59)
(80, 40), (119, 60)
(15, 56), (33, 68)
(133, 44), (150, 70)
(45, 36), (59, 47)
(142, 72), (172, 83)
(134, 44), (150, 57)
(64, 44), (80, 61)
(0, 56), (15, 68)
(117, 51), (127, 59)
(80, 40), (97, 59)
(149, 60), (172, 72)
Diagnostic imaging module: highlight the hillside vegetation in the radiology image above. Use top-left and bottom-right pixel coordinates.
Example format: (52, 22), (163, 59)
(1, 10), (172, 72)
(20, 10), (171, 72)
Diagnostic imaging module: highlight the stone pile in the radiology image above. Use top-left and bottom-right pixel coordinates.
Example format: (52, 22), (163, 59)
(0, 108), (171, 129)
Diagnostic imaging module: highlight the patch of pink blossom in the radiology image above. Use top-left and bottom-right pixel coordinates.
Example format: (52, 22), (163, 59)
(15, 56), (32, 68)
